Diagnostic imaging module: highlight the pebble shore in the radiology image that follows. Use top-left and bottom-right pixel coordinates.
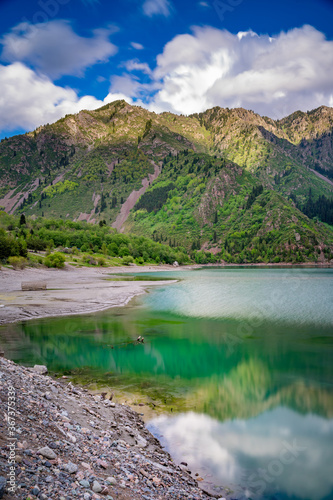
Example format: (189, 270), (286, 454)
(0, 357), (214, 500)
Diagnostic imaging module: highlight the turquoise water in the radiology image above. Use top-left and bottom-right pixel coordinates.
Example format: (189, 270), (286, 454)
(1, 267), (333, 499)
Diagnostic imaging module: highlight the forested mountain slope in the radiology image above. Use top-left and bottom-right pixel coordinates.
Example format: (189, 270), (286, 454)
(0, 101), (332, 262)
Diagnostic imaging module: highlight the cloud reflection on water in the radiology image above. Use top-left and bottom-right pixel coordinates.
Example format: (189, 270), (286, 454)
(148, 407), (333, 499)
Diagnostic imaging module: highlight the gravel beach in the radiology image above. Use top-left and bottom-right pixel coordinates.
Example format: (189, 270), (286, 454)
(0, 356), (213, 499)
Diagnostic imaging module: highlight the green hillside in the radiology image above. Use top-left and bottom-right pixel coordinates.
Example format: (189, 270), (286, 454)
(125, 151), (333, 263)
(0, 101), (332, 264)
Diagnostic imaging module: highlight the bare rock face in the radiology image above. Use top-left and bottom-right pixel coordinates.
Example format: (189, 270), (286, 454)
(33, 365), (48, 375)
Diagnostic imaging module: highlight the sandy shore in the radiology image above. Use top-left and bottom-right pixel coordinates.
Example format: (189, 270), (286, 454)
(0, 264), (184, 326)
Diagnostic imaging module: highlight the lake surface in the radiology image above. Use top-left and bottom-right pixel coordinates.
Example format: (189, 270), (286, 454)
(1, 267), (333, 499)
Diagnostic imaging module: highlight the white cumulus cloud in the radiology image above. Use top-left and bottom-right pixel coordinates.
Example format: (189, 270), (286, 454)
(135, 25), (333, 118)
(1, 20), (117, 79)
(142, 0), (172, 17)
(2, 24), (333, 136)
(0, 62), (131, 133)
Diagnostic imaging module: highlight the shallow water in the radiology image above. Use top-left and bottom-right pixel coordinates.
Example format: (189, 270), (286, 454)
(1, 268), (333, 499)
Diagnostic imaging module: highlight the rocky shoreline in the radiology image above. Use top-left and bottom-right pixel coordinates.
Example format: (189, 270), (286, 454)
(0, 357), (214, 500)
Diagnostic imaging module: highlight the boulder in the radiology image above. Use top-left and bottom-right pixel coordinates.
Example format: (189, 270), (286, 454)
(33, 365), (48, 375)
(21, 281), (47, 291)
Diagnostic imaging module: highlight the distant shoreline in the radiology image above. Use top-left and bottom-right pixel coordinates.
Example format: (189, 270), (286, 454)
(0, 262), (331, 326)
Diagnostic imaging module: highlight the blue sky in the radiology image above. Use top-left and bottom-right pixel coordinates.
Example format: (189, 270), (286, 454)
(0, 0), (332, 139)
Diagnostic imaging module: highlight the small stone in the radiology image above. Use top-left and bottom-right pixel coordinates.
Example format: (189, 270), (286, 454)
(81, 462), (92, 469)
(0, 477), (6, 499)
(37, 446), (57, 460)
(76, 471), (85, 481)
(63, 461), (78, 474)
(31, 486), (40, 496)
(67, 433), (77, 443)
(45, 476), (53, 483)
(80, 480), (90, 488)
(92, 480), (102, 493)
(97, 459), (108, 469)
(40, 494), (48, 500)
(33, 365), (48, 375)
(106, 477), (117, 485)
(83, 494), (91, 500)
(136, 435), (147, 448)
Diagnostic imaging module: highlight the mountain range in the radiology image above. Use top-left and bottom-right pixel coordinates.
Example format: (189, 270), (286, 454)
(0, 100), (332, 263)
